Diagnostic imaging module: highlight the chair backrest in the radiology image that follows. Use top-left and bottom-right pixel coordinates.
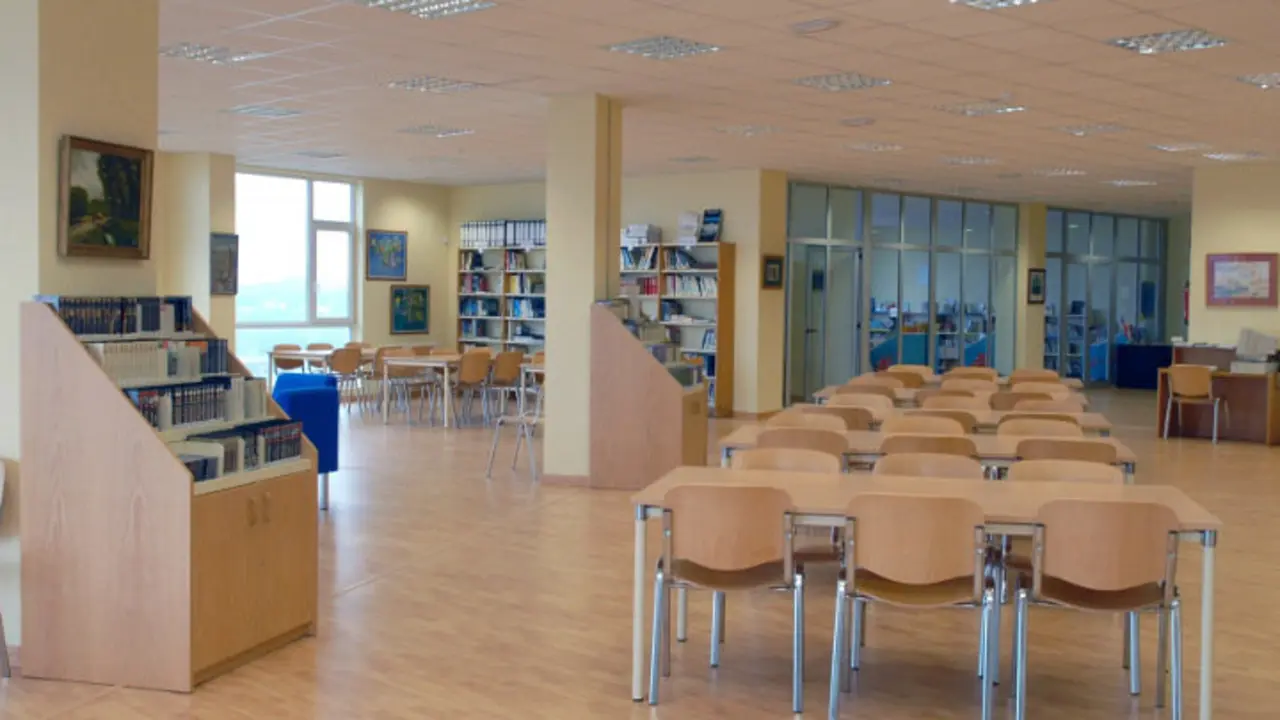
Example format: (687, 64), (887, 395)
(766, 410), (847, 432)
(1035, 500), (1178, 592)
(411, 345), (435, 356)
(881, 370), (924, 389)
(888, 364), (933, 380)
(326, 347), (362, 375)
(997, 417), (1084, 437)
(1008, 459), (1123, 484)
(880, 433), (977, 457)
(989, 391), (1053, 411)
(344, 341), (364, 349)
(873, 452), (985, 480)
(908, 409), (978, 434)
(945, 366), (998, 381)
(940, 378), (998, 394)
(272, 343), (304, 370)
(665, 485), (793, 573)
(833, 384), (897, 401)
(1015, 437), (1116, 464)
(1011, 381), (1071, 398)
(1009, 368), (1061, 384)
(1014, 398), (1086, 413)
(802, 405), (874, 431)
(532, 351), (546, 364)
(383, 347), (420, 378)
(847, 374), (905, 390)
(457, 349), (493, 384)
(432, 347), (459, 355)
(1000, 411), (1081, 427)
(828, 392), (894, 411)
(305, 342), (333, 367)
(491, 351), (525, 384)
(731, 447), (842, 473)
(922, 394), (989, 411)
(756, 427), (848, 459)
(881, 415), (965, 436)
(846, 493), (986, 588)
(1167, 364), (1213, 399)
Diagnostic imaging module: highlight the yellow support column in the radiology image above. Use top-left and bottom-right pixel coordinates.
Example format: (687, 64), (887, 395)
(1017, 203), (1047, 370)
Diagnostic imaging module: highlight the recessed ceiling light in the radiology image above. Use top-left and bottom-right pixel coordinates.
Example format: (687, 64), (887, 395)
(938, 99), (1025, 117)
(225, 104), (303, 119)
(1108, 29), (1227, 55)
(942, 156), (999, 165)
(1204, 151), (1265, 162)
(296, 150), (345, 160)
(950, 0), (1048, 8)
(1104, 179), (1157, 187)
(795, 71), (891, 92)
(160, 42), (265, 64)
(847, 141), (904, 152)
(714, 124), (776, 137)
(1058, 123), (1127, 137)
(840, 116), (876, 128)
(670, 155), (715, 164)
(354, 0), (497, 20)
(790, 18), (840, 35)
(387, 75), (481, 93)
(1151, 142), (1211, 152)
(1238, 73), (1280, 89)
(605, 35), (721, 60)
(399, 124), (475, 138)
(1034, 168), (1087, 177)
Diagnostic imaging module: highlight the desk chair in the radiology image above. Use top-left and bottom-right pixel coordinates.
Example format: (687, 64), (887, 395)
(756, 427), (849, 461)
(305, 342), (333, 372)
(909, 409), (979, 434)
(947, 366), (999, 381)
(942, 378), (999, 395)
(881, 369), (925, 388)
(648, 486), (807, 713)
(1163, 364), (1228, 444)
(923, 393), (988, 410)
(881, 434), (978, 457)
(1011, 381), (1072, 399)
(829, 392), (894, 411)
(990, 391), (1054, 411)
(997, 417), (1084, 437)
(882, 415), (966, 435)
(801, 404), (874, 431)
(1015, 438), (1117, 465)
(272, 343), (304, 376)
(917, 388), (978, 406)
(766, 410), (847, 432)
(486, 351), (525, 415)
(1014, 398), (1086, 413)
(1009, 368), (1061, 384)
(847, 374), (905, 390)
(873, 452), (985, 480)
(326, 347), (364, 413)
(833, 384), (897, 401)
(888, 363), (933, 380)
(731, 447), (840, 473)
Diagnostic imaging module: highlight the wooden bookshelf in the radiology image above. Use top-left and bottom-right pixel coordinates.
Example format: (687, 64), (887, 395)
(458, 219), (547, 353)
(19, 301), (317, 692)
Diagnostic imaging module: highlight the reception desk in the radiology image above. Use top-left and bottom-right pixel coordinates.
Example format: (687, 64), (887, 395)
(1157, 365), (1280, 445)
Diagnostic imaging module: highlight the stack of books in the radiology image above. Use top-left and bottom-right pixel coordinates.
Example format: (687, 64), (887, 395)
(35, 295), (195, 335)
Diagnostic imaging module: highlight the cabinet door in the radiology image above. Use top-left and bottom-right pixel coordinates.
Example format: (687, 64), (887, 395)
(191, 483), (259, 674)
(256, 471), (318, 641)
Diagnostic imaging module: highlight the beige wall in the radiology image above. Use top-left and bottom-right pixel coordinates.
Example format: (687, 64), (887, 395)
(1165, 213), (1191, 340)
(1016, 203), (1048, 369)
(361, 180), (453, 347)
(1189, 164), (1280, 343)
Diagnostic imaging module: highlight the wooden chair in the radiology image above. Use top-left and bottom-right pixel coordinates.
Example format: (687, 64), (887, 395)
(767, 410), (847, 433)
(802, 405), (874, 431)
(882, 415), (965, 436)
(941, 378), (998, 395)
(649, 485), (807, 712)
(915, 388), (976, 406)
(880, 434), (977, 458)
(305, 342), (333, 372)
(1014, 398), (1085, 413)
(997, 417), (1084, 438)
(990, 392), (1053, 411)
(382, 347), (430, 421)
(888, 363), (933, 379)
(828, 493), (995, 719)
(272, 343), (304, 373)
(326, 347), (364, 413)
(1011, 381), (1071, 399)
(1009, 368), (1061, 385)
(881, 370), (924, 389)
(847, 374), (905, 390)
(757, 427), (848, 461)
(1000, 412), (1081, 427)
(1011, 500), (1183, 720)
(731, 448), (841, 474)
(833, 384), (897, 403)
(1015, 438), (1117, 465)
(873, 452), (985, 479)
(1008, 458), (1123, 484)
(1163, 364), (1228, 444)
(908, 409), (978, 434)
(411, 345), (435, 356)
(452, 349), (494, 426)
(829, 393), (894, 411)
(946, 366), (999, 381)
(486, 351), (526, 413)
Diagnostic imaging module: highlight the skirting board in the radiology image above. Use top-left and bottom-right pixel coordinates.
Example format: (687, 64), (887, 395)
(540, 474), (590, 487)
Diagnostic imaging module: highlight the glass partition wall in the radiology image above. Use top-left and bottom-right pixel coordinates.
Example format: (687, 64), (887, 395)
(1044, 209), (1164, 384)
(785, 182), (1018, 402)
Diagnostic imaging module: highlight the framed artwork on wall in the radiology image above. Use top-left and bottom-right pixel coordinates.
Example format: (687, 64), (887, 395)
(210, 233), (239, 295)
(390, 284), (430, 334)
(58, 135), (154, 259)
(366, 229), (408, 281)
(1027, 268), (1046, 305)
(761, 254), (784, 290)
(1206, 253), (1278, 307)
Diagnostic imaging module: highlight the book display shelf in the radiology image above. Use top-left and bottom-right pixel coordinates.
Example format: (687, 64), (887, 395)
(20, 296), (318, 692)
(459, 219), (547, 352)
(620, 210), (734, 417)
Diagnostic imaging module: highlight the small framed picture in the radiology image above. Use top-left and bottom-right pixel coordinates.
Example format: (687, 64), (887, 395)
(762, 254), (784, 290)
(390, 284), (430, 334)
(366, 229), (408, 281)
(1027, 268), (1046, 305)
(210, 233), (239, 296)
(1206, 253), (1278, 307)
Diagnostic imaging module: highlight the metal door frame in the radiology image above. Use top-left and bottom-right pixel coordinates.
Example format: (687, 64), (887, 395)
(784, 238), (863, 403)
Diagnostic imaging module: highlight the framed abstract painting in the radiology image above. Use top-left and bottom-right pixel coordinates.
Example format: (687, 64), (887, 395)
(1206, 253), (1278, 307)
(367, 229), (408, 281)
(390, 284), (430, 334)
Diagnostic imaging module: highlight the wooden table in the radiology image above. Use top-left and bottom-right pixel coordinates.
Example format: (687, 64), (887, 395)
(382, 354), (462, 427)
(813, 385), (1090, 409)
(718, 426), (1136, 477)
(793, 402), (1111, 436)
(267, 347), (378, 385)
(1157, 368), (1280, 445)
(628, 466), (1222, 720)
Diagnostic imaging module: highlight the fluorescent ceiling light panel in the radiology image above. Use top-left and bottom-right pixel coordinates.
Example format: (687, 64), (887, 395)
(840, 116), (876, 127)
(942, 156), (999, 165)
(1151, 142), (1210, 152)
(296, 150), (345, 160)
(950, 0), (1048, 8)
(847, 141), (904, 152)
(795, 71), (891, 92)
(225, 104), (303, 118)
(938, 99), (1025, 117)
(355, 0), (497, 20)
(387, 75), (480, 93)
(606, 35), (721, 60)
(1204, 151), (1265, 161)
(1104, 179), (1157, 187)
(399, 124), (475, 137)
(1108, 29), (1226, 55)
(714, 124), (776, 137)
(160, 42), (264, 64)
(790, 18), (840, 35)
(1238, 73), (1280, 89)
(1034, 168), (1087, 177)
(1058, 123), (1127, 137)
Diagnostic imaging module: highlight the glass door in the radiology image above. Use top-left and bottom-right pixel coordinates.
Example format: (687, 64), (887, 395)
(824, 246), (860, 388)
(1064, 261), (1088, 381)
(1088, 262), (1113, 384)
(785, 242), (861, 401)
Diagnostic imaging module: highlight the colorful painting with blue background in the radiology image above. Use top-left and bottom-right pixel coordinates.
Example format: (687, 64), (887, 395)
(390, 285), (430, 334)
(367, 230), (407, 280)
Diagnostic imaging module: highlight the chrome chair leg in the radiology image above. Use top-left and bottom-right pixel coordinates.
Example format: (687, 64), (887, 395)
(829, 579), (849, 718)
(1163, 392), (1173, 439)
(1170, 597), (1184, 720)
(851, 597), (864, 670)
(709, 591), (723, 666)
(675, 587), (687, 643)
(1212, 399), (1220, 444)
(1156, 605), (1170, 708)
(989, 564), (1003, 686)
(1123, 617), (1130, 669)
(718, 592), (726, 643)
(981, 588), (996, 720)
(792, 571), (805, 715)
(522, 422), (539, 482)
(979, 597), (990, 678)
(1127, 612), (1141, 695)
(662, 582), (671, 678)
(1013, 588), (1029, 720)
(647, 565), (666, 705)
(485, 418), (503, 479)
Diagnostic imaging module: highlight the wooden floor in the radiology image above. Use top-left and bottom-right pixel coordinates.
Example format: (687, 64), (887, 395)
(1, 389), (1275, 718)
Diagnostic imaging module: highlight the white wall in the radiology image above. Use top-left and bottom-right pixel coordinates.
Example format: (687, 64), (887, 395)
(1165, 213), (1191, 340)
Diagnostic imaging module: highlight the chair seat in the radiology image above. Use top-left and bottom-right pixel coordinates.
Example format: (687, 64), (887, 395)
(1172, 394), (1215, 405)
(852, 570), (978, 607)
(1006, 570), (1164, 611)
(671, 553), (833, 590)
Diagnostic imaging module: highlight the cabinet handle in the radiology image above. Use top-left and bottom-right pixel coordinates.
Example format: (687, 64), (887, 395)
(247, 497), (258, 527)
(262, 492), (273, 524)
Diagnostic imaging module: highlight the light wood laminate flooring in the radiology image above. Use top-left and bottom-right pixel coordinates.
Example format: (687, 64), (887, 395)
(1, 389), (1273, 719)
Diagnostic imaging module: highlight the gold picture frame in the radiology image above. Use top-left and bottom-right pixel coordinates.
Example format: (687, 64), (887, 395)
(58, 135), (154, 259)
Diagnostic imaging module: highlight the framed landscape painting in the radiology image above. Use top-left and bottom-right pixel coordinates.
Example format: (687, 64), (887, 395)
(367, 229), (408, 280)
(390, 284), (430, 334)
(1206, 253), (1278, 307)
(210, 233), (239, 295)
(59, 136), (154, 259)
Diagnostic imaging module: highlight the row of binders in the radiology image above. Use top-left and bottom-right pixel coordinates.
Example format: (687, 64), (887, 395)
(459, 219), (548, 249)
(461, 274), (496, 293)
(176, 418), (305, 482)
(460, 297), (501, 317)
(663, 248), (715, 271)
(632, 277), (660, 296)
(127, 376), (268, 431)
(665, 275), (717, 297)
(505, 275), (545, 294)
(507, 297), (545, 319)
(459, 250), (497, 272)
(622, 246), (658, 271)
(87, 338), (230, 386)
(37, 295), (195, 336)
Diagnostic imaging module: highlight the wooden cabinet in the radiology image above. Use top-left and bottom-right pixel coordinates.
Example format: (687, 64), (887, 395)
(257, 472), (318, 642)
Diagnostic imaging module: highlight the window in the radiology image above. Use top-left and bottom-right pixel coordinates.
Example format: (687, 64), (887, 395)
(234, 173), (357, 377)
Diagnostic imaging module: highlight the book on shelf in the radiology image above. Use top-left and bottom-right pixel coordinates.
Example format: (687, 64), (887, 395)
(507, 297), (545, 319)
(622, 223), (661, 246)
(674, 209), (723, 245)
(662, 247), (714, 271)
(505, 274), (545, 294)
(127, 376), (267, 431)
(621, 246), (658, 271)
(460, 297), (501, 317)
(185, 418), (304, 479)
(459, 219), (547, 249)
(505, 250), (545, 271)
(86, 338), (229, 385)
(35, 295), (194, 335)
(702, 329), (716, 350)
(664, 274), (717, 297)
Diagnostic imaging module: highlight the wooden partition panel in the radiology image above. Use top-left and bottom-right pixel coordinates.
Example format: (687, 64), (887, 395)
(1173, 345), (1235, 370)
(1157, 369), (1280, 445)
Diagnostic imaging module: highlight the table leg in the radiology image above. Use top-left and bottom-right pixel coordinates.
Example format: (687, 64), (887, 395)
(382, 363), (391, 424)
(268, 354), (276, 388)
(632, 504), (647, 701)
(443, 365), (453, 428)
(1200, 530), (1217, 720)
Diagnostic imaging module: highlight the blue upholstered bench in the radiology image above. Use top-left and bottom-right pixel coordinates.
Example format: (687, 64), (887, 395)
(273, 374), (340, 510)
